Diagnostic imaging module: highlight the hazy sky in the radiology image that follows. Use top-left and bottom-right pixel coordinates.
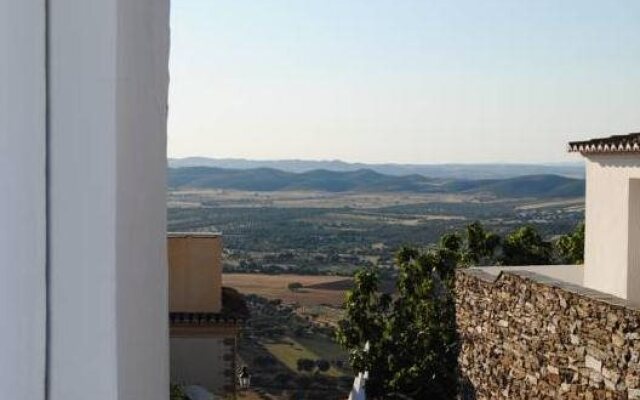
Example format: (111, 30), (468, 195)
(168, 0), (640, 164)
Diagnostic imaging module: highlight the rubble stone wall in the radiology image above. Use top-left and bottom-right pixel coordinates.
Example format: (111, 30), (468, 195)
(456, 269), (640, 399)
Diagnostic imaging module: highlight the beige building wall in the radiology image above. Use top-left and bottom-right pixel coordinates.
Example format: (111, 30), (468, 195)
(584, 154), (640, 302)
(169, 234), (223, 313)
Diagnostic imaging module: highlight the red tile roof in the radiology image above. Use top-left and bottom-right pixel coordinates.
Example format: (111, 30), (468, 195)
(569, 133), (640, 154)
(169, 312), (243, 325)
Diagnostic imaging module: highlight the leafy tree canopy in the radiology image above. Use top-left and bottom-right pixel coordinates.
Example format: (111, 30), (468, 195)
(296, 358), (316, 372)
(287, 282), (304, 291)
(337, 245), (459, 399)
(502, 226), (553, 265)
(461, 221), (501, 266)
(452, 221), (583, 267)
(554, 223), (585, 265)
(316, 359), (331, 372)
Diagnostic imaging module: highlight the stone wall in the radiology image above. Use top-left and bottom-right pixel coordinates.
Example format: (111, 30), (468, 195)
(456, 269), (640, 399)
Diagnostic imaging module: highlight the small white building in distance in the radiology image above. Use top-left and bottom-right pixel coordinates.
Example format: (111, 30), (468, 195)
(569, 133), (640, 303)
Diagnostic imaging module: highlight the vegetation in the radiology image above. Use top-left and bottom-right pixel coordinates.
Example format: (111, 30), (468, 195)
(171, 183), (585, 397)
(555, 223), (585, 264)
(502, 226), (553, 265)
(170, 191), (583, 277)
(170, 384), (187, 400)
(287, 282), (304, 292)
(337, 244), (459, 399)
(316, 359), (331, 372)
(296, 358), (316, 372)
(441, 221), (584, 267)
(220, 286), (250, 319)
(239, 295), (352, 398)
(337, 221), (585, 399)
(460, 221), (501, 266)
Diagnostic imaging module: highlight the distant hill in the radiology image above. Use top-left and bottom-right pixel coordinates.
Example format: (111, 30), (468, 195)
(441, 175), (585, 198)
(168, 157), (584, 180)
(168, 166), (585, 198)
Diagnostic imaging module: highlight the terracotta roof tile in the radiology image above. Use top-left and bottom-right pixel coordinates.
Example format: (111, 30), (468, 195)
(568, 133), (640, 154)
(169, 312), (243, 325)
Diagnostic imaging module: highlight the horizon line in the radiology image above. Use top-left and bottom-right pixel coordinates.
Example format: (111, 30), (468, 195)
(167, 155), (583, 167)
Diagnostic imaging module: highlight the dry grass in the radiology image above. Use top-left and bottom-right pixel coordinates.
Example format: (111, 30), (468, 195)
(516, 197), (584, 210)
(169, 189), (481, 209)
(262, 337), (347, 378)
(222, 273), (351, 307)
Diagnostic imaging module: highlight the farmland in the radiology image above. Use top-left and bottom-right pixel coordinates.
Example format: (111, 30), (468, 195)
(223, 273), (352, 307)
(170, 189), (584, 278)
(238, 295), (352, 399)
(223, 273), (357, 398)
(170, 185), (585, 399)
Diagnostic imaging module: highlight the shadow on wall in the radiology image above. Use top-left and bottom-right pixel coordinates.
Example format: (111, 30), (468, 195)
(459, 376), (477, 400)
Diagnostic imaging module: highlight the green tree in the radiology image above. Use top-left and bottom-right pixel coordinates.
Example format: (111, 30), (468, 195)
(554, 223), (585, 264)
(461, 221), (501, 266)
(439, 232), (462, 254)
(337, 246), (459, 399)
(288, 282), (303, 292)
(316, 359), (331, 372)
(501, 225), (552, 265)
(296, 358), (316, 372)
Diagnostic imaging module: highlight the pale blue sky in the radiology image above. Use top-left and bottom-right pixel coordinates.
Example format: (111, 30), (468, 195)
(168, 0), (640, 163)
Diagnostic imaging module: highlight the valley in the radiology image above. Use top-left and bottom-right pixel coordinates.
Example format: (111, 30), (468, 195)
(167, 166), (586, 399)
(169, 187), (584, 277)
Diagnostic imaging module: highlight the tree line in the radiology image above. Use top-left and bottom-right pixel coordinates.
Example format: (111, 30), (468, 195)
(445, 221), (584, 267)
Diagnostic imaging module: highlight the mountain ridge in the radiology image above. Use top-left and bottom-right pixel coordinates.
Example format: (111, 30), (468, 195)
(168, 157), (584, 180)
(168, 166), (585, 198)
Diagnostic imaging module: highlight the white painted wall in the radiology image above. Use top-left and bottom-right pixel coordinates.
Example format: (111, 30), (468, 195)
(115, 1), (171, 398)
(0, 1), (46, 399)
(48, 0), (170, 399)
(584, 154), (640, 302)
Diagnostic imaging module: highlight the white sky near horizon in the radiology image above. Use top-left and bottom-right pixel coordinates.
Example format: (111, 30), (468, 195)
(168, 0), (640, 164)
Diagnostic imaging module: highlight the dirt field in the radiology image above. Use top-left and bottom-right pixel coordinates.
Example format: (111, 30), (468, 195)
(222, 273), (352, 307)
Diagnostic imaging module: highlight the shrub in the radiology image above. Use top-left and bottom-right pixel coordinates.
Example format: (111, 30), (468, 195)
(287, 282), (304, 291)
(296, 358), (316, 372)
(316, 359), (331, 372)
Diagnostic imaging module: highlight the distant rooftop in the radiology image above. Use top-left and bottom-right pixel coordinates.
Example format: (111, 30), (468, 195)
(569, 132), (640, 154)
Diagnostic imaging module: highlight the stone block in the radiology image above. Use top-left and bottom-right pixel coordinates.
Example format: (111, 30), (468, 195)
(586, 355), (602, 372)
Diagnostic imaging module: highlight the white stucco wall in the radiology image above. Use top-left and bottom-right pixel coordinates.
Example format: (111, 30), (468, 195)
(115, 1), (171, 398)
(584, 154), (640, 302)
(48, 0), (170, 399)
(0, 1), (46, 399)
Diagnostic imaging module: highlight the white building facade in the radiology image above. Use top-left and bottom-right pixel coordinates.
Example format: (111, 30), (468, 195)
(570, 134), (640, 304)
(1, 1), (170, 399)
